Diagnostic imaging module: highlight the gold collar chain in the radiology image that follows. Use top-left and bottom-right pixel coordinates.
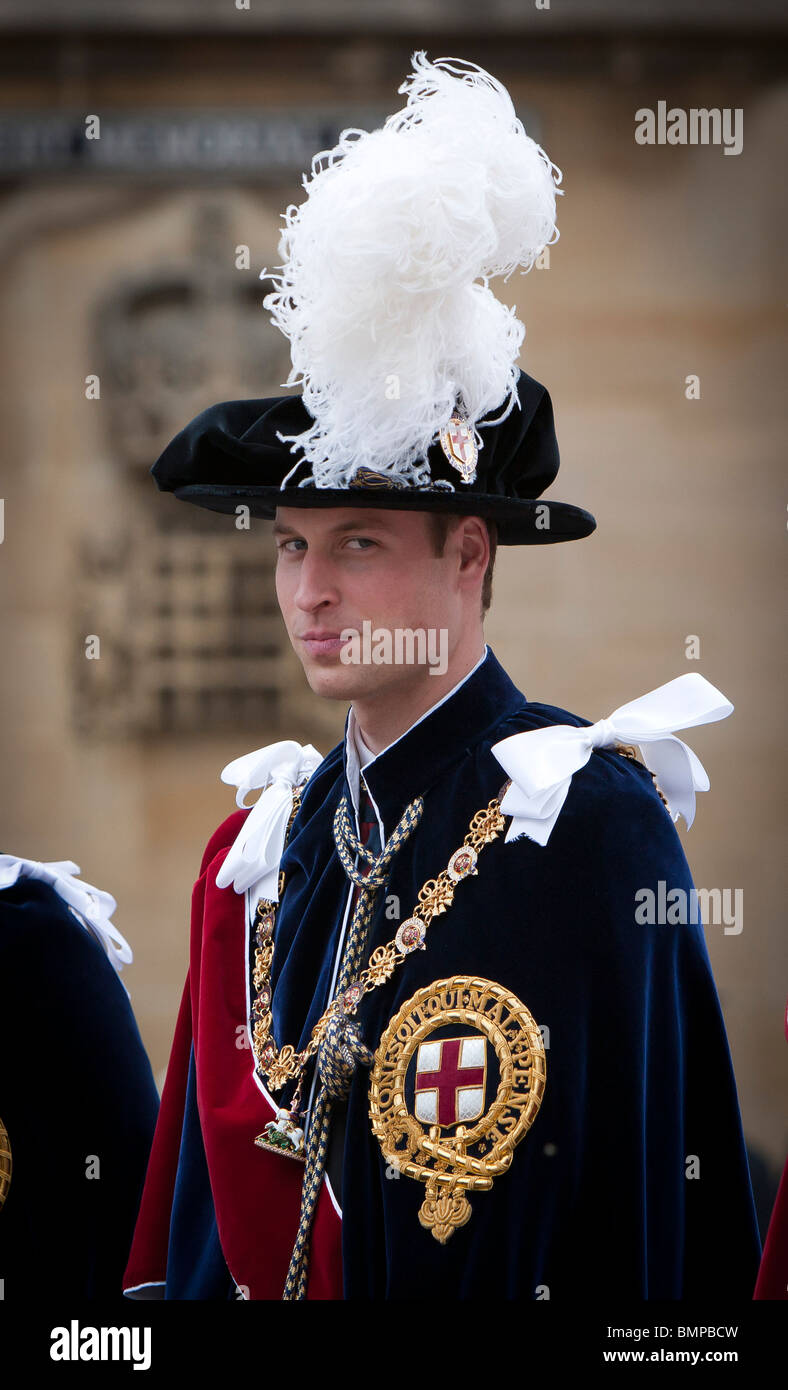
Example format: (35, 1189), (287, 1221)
(249, 781), (511, 1137)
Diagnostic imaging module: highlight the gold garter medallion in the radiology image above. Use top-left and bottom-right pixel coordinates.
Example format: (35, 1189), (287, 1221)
(369, 975), (545, 1244)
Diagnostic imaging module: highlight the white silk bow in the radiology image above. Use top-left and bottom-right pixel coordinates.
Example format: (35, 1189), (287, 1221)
(491, 673), (733, 847)
(0, 854), (133, 975)
(215, 739), (324, 900)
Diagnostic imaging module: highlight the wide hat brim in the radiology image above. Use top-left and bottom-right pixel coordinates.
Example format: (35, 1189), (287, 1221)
(152, 370), (596, 546)
(172, 482), (594, 545)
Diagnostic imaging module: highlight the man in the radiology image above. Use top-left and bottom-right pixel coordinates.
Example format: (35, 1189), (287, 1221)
(123, 53), (760, 1299)
(0, 856), (159, 1297)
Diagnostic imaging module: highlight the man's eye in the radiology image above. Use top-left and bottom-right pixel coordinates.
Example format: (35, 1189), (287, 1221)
(275, 536), (376, 552)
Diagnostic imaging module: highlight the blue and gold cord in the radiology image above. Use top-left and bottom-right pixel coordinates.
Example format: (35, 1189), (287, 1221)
(282, 787), (423, 1300)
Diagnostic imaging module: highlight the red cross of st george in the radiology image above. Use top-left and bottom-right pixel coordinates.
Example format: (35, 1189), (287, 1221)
(415, 1039), (485, 1126)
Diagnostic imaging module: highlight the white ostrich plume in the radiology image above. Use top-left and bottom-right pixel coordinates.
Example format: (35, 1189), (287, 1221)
(262, 52), (562, 490)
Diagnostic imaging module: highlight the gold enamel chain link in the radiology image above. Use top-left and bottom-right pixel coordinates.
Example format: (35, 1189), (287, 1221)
(249, 782), (511, 1098)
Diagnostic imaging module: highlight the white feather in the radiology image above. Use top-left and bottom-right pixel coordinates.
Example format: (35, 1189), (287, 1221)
(262, 51), (562, 490)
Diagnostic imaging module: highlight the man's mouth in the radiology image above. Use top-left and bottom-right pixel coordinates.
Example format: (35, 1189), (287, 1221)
(299, 631), (347, 658)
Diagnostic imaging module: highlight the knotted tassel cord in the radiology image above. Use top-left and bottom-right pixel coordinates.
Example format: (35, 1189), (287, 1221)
(282, 790), (423, 1300)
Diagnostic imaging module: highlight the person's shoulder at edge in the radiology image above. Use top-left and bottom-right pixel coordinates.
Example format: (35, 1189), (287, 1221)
(0, 877), (118, 977)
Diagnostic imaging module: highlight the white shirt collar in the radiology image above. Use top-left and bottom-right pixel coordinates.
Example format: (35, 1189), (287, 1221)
(344, 643), (489, 824)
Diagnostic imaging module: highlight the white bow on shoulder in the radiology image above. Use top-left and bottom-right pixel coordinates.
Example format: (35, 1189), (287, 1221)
(215, 740), (324, 900)
(0, 854), (133, 975)
(491, 673), (733, 847)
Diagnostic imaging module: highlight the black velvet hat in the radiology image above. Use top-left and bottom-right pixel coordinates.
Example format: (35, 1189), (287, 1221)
(151, 369), (596, 546)
(152, 55), (599, 546)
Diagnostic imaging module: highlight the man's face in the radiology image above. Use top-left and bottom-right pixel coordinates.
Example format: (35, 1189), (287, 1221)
(273, 506), (470, 701)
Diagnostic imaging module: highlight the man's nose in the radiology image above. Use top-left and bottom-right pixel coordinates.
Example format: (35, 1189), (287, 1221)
(293, 550), (340, 610)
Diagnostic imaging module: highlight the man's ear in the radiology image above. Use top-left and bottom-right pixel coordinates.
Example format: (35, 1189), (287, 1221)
(458, 516), (490, 576)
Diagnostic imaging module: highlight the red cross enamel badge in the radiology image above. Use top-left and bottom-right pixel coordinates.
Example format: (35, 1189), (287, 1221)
(414, 1036), (487, 1126)
(438, 412), (478, 484)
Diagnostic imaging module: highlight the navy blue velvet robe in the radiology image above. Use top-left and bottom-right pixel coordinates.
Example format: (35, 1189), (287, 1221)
(138, 646), (761, 1299)
(0, 880), (160, 1298)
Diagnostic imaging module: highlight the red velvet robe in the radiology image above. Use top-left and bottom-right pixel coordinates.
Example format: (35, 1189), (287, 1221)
(122, 810), (342, 1299)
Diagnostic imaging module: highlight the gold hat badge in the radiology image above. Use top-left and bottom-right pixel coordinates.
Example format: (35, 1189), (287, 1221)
(438, 408), (479, 485)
